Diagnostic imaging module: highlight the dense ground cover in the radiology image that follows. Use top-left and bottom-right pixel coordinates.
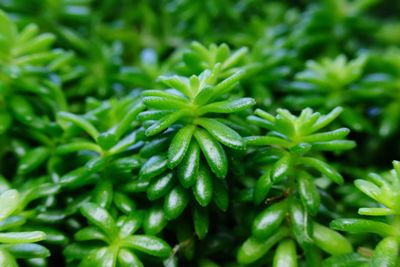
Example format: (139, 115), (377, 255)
(1, 0), (400, 266)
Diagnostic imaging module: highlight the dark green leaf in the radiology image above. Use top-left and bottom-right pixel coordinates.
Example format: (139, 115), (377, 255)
(194, 128), (228, 178)
(168, 125), (196, 168)
(80, 202), (116, 236)
(193, 166), (213, 207)
(123, 235), (171, 258)
(164, 185), (190, 220)
(196, 118), (245, 150)
(178, 141), (200, 188)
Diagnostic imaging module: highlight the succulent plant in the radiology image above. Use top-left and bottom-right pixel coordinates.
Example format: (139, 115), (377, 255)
(0, 1), (399, 266)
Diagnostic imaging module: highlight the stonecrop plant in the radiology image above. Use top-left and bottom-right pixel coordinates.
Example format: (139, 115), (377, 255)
(236, 107), (355, 266)
(328, 161), (400, 267)
(0, 189), (50, 266)
(141, 68), (254, 178)
(1, 0), (400, 266)
(64, 202), (171, 267)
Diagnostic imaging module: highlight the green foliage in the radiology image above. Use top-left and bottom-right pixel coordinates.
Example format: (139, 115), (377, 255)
(0, 189), (50, 266)
(0, 9), (69, 135)
(64, 202), (171, 267)
(55, 95), (145, 188)
(247, 107), (355, 184)
(329, 161), (400, 266)
(141, 68), (254, 178)
(175, 41), (250, 78)
(236, 107), (355, 265)
(0, 1), (399, 266)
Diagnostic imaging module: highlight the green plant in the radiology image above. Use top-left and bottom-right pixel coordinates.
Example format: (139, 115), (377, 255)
(175, 41), (249, 78)
(0, 10), (69, 135)
(0, 1), (399, 266)
(236, 107), (355, 265)
(64, 202), (171, 267)
(140, 68), (254, 178)
(283, 55), (374, 132)
(329, 161), (400, 266)
(0, 189), (49, 266)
